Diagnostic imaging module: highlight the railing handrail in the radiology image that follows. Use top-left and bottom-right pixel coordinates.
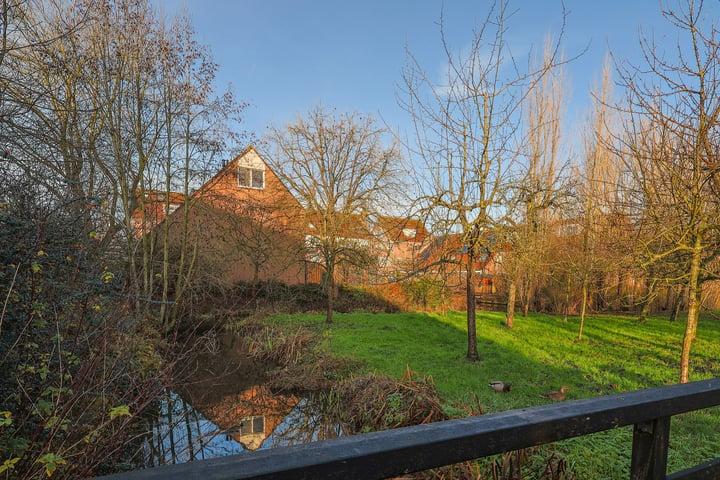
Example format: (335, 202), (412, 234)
(96, 377), (720, 480)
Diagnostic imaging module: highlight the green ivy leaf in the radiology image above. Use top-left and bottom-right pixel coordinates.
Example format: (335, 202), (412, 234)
(0, 410), (12, 427)
(108, 405), (131, 420)
(36, 453), (66, 477)
(44, 416), (68, 431)
(8, 436), (30, 453)
(0, 457), (20, 475)
(32, 399), (53, 417)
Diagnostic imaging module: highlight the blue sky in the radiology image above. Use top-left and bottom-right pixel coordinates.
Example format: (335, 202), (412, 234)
(157, 1), (678, 142)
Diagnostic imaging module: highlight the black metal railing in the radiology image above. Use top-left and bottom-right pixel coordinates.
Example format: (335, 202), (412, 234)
(96, 377), (720, 480)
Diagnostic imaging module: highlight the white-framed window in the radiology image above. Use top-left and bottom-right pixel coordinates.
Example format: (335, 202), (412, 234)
(238, 415), (265, 434)
(238, 166), (265, 189)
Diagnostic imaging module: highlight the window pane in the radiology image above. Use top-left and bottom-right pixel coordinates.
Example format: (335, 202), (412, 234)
(253, 416), (265, 433)
(238, 417), (252, 434)
(252, 169), (264, 189)
(238, 167), (251, 187)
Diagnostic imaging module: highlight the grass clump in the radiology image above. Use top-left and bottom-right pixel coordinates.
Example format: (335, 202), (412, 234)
(326, 367), (448, 433)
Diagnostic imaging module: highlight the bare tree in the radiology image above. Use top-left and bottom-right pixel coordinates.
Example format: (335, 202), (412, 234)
(0, 0), (246, 476)
(265, 105), (402, 324)
(0, 0), (243, 330)
(399, 0), (565, 359)
(0, 1), (241, 476)
(504, 40), (569, 328)
(615, 0), (720, 382)
(150, 12), (245, 330)
(572, 57), (622, 340)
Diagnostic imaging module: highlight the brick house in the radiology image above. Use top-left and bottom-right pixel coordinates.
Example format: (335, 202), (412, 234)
(371, 215), (429, 281)
(418, 233), (504, 295)
(141, 146), (311, 287)
(131, 190), (186, 237)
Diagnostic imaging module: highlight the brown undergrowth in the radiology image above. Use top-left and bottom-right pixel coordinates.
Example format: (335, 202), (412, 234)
(324, 366), (449, 432)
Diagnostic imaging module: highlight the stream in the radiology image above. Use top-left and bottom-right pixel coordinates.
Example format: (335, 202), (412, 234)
(142, 333), (341, 466)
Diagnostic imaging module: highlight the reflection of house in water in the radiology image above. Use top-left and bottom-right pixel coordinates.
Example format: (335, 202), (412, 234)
(229, 415), (265, 450)
(178, 339), (301, 452)
(147, 334), (333, 466)
(197, 384), (300, 451)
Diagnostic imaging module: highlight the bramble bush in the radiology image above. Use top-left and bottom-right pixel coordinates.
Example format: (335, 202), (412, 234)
(0, 181), (169, 479)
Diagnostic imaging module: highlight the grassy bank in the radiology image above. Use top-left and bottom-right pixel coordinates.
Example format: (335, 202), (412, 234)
(265, 311), (720, 478)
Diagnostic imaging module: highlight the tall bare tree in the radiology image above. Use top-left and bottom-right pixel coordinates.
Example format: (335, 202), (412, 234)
(615, 0), (720, 382)
(151, 12), (245, 330)
(0, 0), (244, 330)
(504, 40), (568, 327)
(400, 1), (565, 359)
(571, 57), (622, 340)
(265, 105), (402, 324)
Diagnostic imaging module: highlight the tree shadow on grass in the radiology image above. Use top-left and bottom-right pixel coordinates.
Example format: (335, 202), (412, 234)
(332, 311), (594, 414)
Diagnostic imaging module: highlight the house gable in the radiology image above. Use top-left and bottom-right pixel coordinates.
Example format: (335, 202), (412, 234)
(194, 146), (301, 213)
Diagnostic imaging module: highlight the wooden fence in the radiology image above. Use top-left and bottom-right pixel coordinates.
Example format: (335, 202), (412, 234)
(96, 377), (720, 480)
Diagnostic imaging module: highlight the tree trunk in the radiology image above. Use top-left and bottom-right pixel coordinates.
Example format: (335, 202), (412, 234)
(505, 279), (516, 328)
(616, 270), (624, 311)
(637, 279), (655, 323)
(326, 287), (334, 324)
(680, 239), (702, 383)
(578, 278), (589, 342)
(638, 299), (651, 323)
(326, 264), (335, 324)
(670, 284), (683, 322)
(466, 253), (479, 361)
(563, 274), (571, 322)
(252, 262), (261, 297)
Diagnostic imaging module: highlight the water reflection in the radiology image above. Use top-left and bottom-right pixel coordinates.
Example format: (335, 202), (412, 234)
(144, 333), (341, 466)
(193, 382), (305, 449)
(144, 390), (245, 465)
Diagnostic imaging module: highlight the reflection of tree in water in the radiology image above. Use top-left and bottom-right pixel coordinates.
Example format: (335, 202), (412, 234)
(142, 386), (342, 465)
(266, 397), (343, 448)
(144, 329), (575, 477)
(143, 390), (246, 466)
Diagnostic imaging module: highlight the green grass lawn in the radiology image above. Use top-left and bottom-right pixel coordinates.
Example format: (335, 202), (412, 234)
(266, 310), (720, 479)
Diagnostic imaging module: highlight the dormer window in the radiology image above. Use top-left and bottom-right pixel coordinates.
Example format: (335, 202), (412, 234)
(237, 151), (266, 189)
(238, 166), (264, 189)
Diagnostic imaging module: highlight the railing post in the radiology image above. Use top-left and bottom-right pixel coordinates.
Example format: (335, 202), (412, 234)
(630, 416), (671, 480)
